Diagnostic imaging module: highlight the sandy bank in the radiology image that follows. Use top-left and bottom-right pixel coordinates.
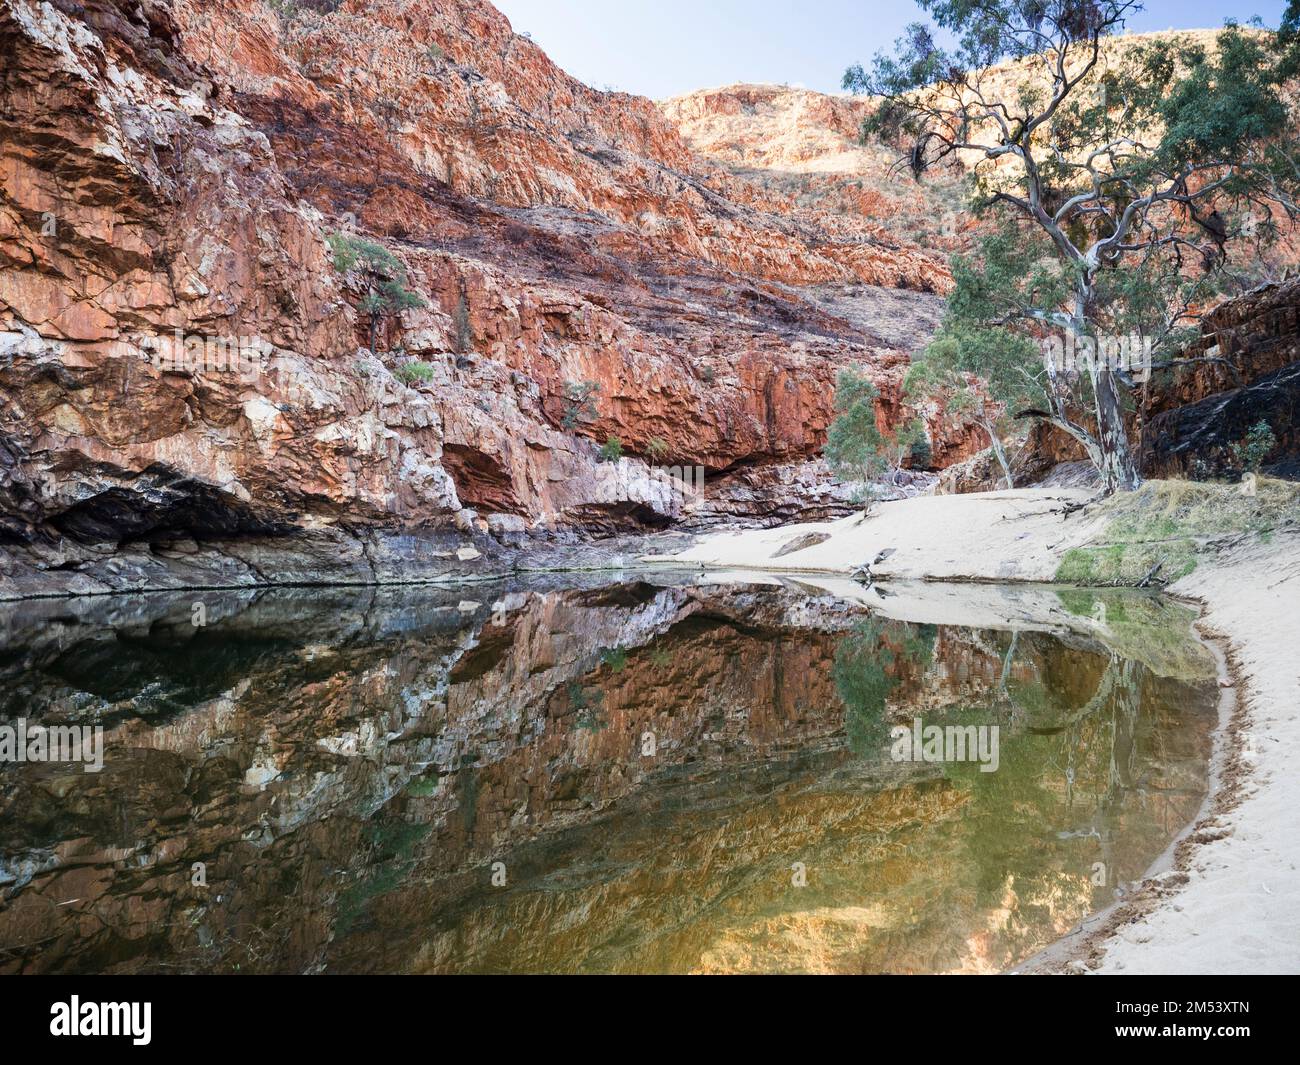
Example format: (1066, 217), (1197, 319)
(651, 488), (1102, 581)
(650, 486), (1300, 974)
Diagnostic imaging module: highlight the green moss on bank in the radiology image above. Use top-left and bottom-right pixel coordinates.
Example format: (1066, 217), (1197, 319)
(1054, 477), (1298, 586)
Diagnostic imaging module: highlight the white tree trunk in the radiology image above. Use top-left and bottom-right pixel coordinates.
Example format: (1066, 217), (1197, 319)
(980, 415), (1014, 489)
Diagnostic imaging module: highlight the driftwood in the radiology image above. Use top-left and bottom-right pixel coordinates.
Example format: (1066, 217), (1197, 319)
(1137, 562), (1165, 588)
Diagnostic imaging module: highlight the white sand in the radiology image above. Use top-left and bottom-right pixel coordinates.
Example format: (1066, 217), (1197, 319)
(651, 489), (1300, 974)
(654, 488), (1105, 581)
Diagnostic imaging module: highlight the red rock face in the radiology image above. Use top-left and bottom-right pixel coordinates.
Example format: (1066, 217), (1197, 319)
(1143, 278), (1300, 418)
(661, 83), (974, 263)
(1, 0), (986, 586)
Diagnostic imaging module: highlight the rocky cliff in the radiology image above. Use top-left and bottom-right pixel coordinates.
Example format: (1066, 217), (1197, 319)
(1140, 278), (1300, 479)
(0, 0), (988, 598)
(665, 65), (1300, 500)
(661, 82), (973, 261)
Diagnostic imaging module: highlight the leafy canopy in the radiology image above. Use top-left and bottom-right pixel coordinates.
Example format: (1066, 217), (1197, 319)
(328, 232), (426, 351)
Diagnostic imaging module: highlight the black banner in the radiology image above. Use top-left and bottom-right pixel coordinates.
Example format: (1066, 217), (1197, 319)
(0, 974), (1284, 1052)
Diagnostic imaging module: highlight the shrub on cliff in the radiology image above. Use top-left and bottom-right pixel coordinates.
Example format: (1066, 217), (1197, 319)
(268, 0), (341, 26)
(561, 380), (600, 430)
(328, 232), (426, 352)
(1233, 421), (1279, 474)
(395, 362), (435, 386)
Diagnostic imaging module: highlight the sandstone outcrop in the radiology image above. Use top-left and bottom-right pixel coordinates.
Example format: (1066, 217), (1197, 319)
(0, 0), (987, 597)
(662, 82), (972, 262)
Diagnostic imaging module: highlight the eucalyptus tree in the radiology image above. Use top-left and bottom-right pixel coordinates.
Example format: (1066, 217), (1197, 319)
(825, 368), (927, 496)
(847, 0), (1300, 492)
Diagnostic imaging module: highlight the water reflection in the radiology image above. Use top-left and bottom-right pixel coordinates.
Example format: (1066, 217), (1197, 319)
(0, 576), (1217, 973)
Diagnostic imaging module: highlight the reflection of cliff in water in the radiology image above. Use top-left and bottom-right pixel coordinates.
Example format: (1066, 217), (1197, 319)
(0, 576), (1217, 974)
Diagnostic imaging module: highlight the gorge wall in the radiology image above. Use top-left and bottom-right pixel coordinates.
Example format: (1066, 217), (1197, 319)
(0, 0), (988, 599)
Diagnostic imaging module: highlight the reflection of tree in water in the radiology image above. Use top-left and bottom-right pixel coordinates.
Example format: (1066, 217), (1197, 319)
(834, 625), (1165, 969)
(1006, 649), (1141, 809)
(959, 647), (1148, 929)
(832, 618), (936, 756)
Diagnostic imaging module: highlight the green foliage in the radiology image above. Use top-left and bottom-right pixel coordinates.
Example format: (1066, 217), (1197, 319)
(1232, 420), (1278, 473)
(599, 435), (623, 462)
(1054, 477), (1299, 584)
(1283, 1), (1300, 78)
(909, 319), (1041, 417)
(645, 436), (670, 462)
(405, 771), (440, 796)
(329, 233), (399, 275)
(825, 368), (886, 485)
(600, 646), (628, 672)
(568, 681), (606, 731)
(328, 232), (426, 351)
(908, 227), (1215, 426)
(267, 0), (296, 24)
(574, 707), (606, 732)
(1147, 27), (1290, 173)
(378, 280), (425, 313)
(908, 430), (933, 468)
(1056, 545), (1142, 585)
(267, 0), (341, 24)
(894, 416), (928, 468)
(826, 368), (926, 490)
(395, 362), (435, 385)
(561, 380), (599, 430)
(846, 2), (1300, 492)
(336, 816), (430, 936)
(833, 618), (937, 757)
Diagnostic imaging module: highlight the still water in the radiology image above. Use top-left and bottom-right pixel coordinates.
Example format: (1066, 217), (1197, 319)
(0, 573), (1217, 973)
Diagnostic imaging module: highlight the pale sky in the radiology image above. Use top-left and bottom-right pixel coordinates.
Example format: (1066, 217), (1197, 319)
(494, 0), (1291, 99)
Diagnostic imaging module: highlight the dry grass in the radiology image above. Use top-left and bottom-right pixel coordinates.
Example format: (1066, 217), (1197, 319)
(1055, 477), (1299, 585)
